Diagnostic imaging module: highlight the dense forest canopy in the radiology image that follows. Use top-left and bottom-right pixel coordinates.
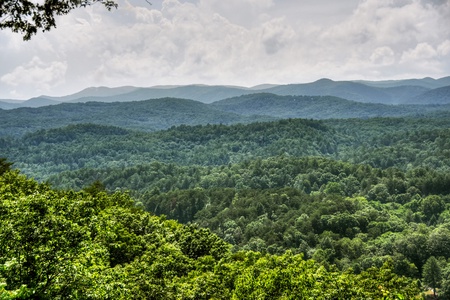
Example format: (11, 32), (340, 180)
(2, 115), (450, 181)
(2, 92), (450, 298)
(0, 162), (421, 299)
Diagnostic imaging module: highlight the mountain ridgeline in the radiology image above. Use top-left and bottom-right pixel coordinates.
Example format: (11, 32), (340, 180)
(1, 93), (450, 137)
(1, 76), (450, 109)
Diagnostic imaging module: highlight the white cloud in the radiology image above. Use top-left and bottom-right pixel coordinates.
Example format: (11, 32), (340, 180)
(438, 40), (450, 56)
(370, 47), (395, 65)
(198, 0), (273, 27)
(396, 42), (444, 76)
(309, 0), (450, 80)
(1, 57), (67, 96)
(260, 18), (296, 55)
(0, 0), (449, 98)
(401, 43), (437, 62)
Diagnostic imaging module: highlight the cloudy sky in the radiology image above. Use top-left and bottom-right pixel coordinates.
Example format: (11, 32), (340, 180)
(1, 0), (449, 99)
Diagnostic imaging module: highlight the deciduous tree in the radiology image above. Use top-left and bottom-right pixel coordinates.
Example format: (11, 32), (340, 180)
(0, 0), (117, 40)
(423, 256), (442, 298)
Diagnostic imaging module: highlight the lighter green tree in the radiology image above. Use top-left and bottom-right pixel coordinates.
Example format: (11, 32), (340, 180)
(423, 256), (442, 298)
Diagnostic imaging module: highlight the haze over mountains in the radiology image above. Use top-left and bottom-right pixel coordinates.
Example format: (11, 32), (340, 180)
(2, 93), (450, 138)
(1, 76), (450, 110)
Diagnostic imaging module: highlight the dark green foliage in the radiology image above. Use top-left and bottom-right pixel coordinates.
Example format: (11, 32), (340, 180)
(2, 108), (450, 299)
(0, 98), (273, 137)
(0, 167), (420, 298)
(3, 114), (450, 183)
(0, 0), (117, 40)
(211, 93), (447, 118)
(0, 158), (12, 175)
(0, 169), (227, 298)
(83, 180), (107, 195)
(2, 120), (338, 180)
(178, 225), (230, 260)
(2, 94), (450, 137)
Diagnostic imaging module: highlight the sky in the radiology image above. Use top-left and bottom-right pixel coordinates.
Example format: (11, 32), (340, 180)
(1, 0), (450, 99)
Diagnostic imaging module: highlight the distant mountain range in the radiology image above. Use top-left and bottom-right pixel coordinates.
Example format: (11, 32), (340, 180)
(1, 93), (450, 137)
(1, 76), (450, 109)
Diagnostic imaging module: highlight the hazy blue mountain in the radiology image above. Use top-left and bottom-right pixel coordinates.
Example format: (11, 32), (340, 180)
(248, 84), (279, 90)
(62, 78), (445, 105)
(262, 79), (396, 104)
(2, 76), (450, 109)
(407, 85), (450, 104)
(20, 97), (62, 107)
(1, 97), (62, 109)
(210, 93), (449, 119)
(0, 100), (22, 110)
(382, 85), (430, 104)
(43, 86), (140, 102)
(67, 85), (255, 104)
(356, 76), (450, 89)
(436, 76), (450, 87)
(262, 79), (430, 104)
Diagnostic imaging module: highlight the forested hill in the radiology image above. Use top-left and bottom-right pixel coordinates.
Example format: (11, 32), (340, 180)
(3, 111), (450, 297)
(2, 120), (333, 179)
(210, 93), (450, 118)
(2, 94), (450, 137)
(0, 163), (421, 298)
(0, 98), (273, 137)
(3, 115), (450, 181)
(409, 85), (450, 105)
(2, 117), (450, 297)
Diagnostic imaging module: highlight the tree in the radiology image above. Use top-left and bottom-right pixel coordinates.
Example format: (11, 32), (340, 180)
(83, 179), (107, 195)
(0, 158), (13, 175)
(422, 256), (442, 298)
(367, 183), (390, 202)
(421, 195), (445, 221)
(0, 0), (117, 40)
(428, 227), (450, 258)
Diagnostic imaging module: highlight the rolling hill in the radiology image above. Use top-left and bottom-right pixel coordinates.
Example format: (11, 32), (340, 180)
(210, 93), (449, 119)
(0, 98), (274, 137)
(2, 93), (450, 137)
(20, 97), (62, 107)
(0, 100), (22, 110)
(408, 85), (450, 104)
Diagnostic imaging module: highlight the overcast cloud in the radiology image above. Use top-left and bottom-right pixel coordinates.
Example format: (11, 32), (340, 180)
(0, 0), (449, 99)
